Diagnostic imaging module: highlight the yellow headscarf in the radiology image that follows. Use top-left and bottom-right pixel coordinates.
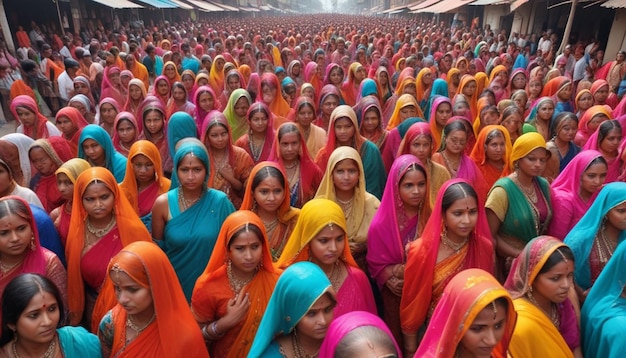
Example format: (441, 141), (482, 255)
(509, 132), (548, 171)
(387, 94), (422, 130)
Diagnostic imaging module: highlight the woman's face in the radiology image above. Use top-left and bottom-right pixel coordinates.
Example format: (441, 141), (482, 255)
(165, 65), (177, 80)
(557, 84), (572, 101)
(599, 128), (622, 155)
(0, 213), (32, 260)
(227, 75), (241, 91)
(485, 134), (505, 162)
(513, 95), (528, 110)
(82, 182), (115, 221)
(296, 292), (334, 342)
(100, 103), (117, 125)
(606, 202), (626, 232)
(422, 72), (432, 86)
(55, 115), (77, 138)
(69, 102), (87, 117)
(198, 92), (215, 112)
(262, 84), (277, 104)
(172, 86), (186, 102)
(529, 81), (542, 97)
(537, 102), (554, 121)
(143, 110), (164, 136)
(556, 119), (577, 143)
(182, 74), (194, 90)
(517, 148), (548, 177)
(399, 105), (417, 121)
(577, 93), (593, 111)
(0, 163), (12, 193)
(532, 259), (574, 305)
(129, 85), (142, 100)
(229, 230), (263, 275)
(56, 172), (73, 201)
(121, 75), (131, 88)
(462, 80), (477, 98)
(15, 108), (36, 128)
(111, 270), (154, 317)
(249, 111), (269, 134)
(361, 108), (380, 133)
(458, 300), (507, 358)
(110, 72), (121, 86)
(594, 85), (609, 103)
(297, 104), (315, 127)
(588, 114), (608, 132)
(177, 154), (206, 191)
(322, 95), (339, 117)
(11, 291), (60, 346)
(197, 78), (208, 87)
(329, 68), (343, 85)
(332, 159), (359, 194)
(579, 162), (607, 198)
(302, 87), (315, 100)
(435, 103), (452, 127)
(132, 154), (156, 186)
(403, 83), (416, 98)
(234, 97), (250, 118)
(501, 114), (522, 136)
(444, 195), (478, 241)
(74, 81), (89, 95)
(207, 124), (229, 150)
(117, 119), (136, 145)
(334, 118), (355, 146)
(410, 135), (432, 163)
(29, 147), (57, 176)
(512, 73), (526, 89)
(82, 139), (105, 165)
(279, 132), (300, 162)
(398, 168), (426, 212)
(378, 71), (388, 85)
(156, 80), (169, 96)
(254, 175), (284, 214)
(309, 224), (345, 267)
(482, 111), (500, 126)
(445, 129), (467, 155)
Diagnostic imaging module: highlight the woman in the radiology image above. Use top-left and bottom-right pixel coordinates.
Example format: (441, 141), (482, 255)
(357, 96), (387, 151)
(112, 111), (139, 157)
(101, 66), (126, 108)
(162, 60), (181, 85)
(397, 122), (451, 208)
(314, 84), (341, 131)
(10, 95), (61, 140)
(546, 112), (580, 173)
(202, 112), (254, 209)
(401, 179), (494, 355)
(416, 67), (433, 112)
(0, 196), (66, 308)
(456, 75), (479, 119)
(209, 55), (226, 95)
(316, 147), (380, 271)
(386, 94), (421, 131)
(69, 94), (95, 124)
(223, 88), (252, 142)
(564, 182), (626, 297)
(119, 140), (170, 233)
(504, 236), (579, 357)
(151, 75), (171, 108)
(28, 137), (74, 212)
(219, 69), (246, 111)
(470, 125), (512, 190)
(193, 85), (221, 130)
(292, 96), (326, 159)
(139, 102), (173, 176)
(428, 96), (453, 150)
(123, 79), (147, 121)
(526, 97), (555, 141)
(581, 237), (626, 357)
(0, 157), (41, 206)
(191, 211), (280, 357)
(367, 154), (431, 345)
(319, 311), (400, 357)
(276, 198), (376, 317)
(152, 139), (235, 301)
(549, 151), (607, 240)
(96, 242), (208, 357)
(268, 122), (323, 208)
(500, 105), (524, 144)
(55, 106), (89, 155)
(50, 158), (90, 245)
(248, 261), (335, 358)
(235, 102), (275, 164)
(575, 105), (612, 147)
(65, 167), (151, 326)
(415, 268), (516, 358)
(315, 105), (386, 200)
(78, 124), (128, 182)
(97, 97), (121, 137)
(0, 274), (101, 357)
(166, 111), (197, 160)
(582, 119), (622, 183)
(240, 162), (299, 261)
(485, 132), (553, 279)
(258, 72), (291, 120)
(166, 81), (195, 119)
(574, 89), (593, 118)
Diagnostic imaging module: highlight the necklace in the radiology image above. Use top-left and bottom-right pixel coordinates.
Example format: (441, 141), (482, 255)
(249, 135), (265, 161)
(126, 312), (156, 334)
(527, 293), (561, 328)
(336, 196), (354, 218)
(291, 330), (319, 358)
(262, 217), (279, 234)
(0, 259), (22, 275)
(441, 152), (460, 178)
(286, 163), (300, 190)
(326, 261), (341, 292)
(512, 173), (537, 203)
(86, 215), (116, 238)
(284, 161), (298, 170)
(440, 231), (468, 253)
(178, 187), (201, 211)
(596, 229), (617, 266)
(227, 259), (256, 294)
(12, 335), (56, 358)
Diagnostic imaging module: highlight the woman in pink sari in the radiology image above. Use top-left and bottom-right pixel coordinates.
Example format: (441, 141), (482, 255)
(139, 102), (172, 175)
(55, 107), (89, 155)
(112, 111), (139, 157)
(100, 66), (126, 106)
(575, 105), (612, 147)
(235, 102), (275, 164)
(10, 95), (61, 140)
(582, 120), (622, 183)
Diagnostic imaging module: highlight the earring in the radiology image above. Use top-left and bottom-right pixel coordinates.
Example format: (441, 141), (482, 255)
(30, 236), (35, 251)
(514, 161), (519, 170)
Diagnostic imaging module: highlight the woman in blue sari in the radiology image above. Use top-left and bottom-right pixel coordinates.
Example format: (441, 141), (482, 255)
(581, 239), (626, 357)
(167, 111), (198, 160)
(78, 124), (127, 182)
(152, 138), (235, 301)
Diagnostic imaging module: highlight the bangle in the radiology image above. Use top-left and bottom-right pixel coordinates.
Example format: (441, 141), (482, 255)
(211, 321), (224, 338)
(202, 324), (211, 340)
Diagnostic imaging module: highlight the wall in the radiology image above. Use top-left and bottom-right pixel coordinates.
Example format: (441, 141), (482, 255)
(606, 8), (626, 59)
(482, 5), (508, 32)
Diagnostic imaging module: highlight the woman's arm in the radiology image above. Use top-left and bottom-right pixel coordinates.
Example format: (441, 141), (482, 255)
(151, 193), (169, 241)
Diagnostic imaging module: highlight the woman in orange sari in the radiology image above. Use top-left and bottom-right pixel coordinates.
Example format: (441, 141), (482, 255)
(66, 167), (152, 327)
(401, 179), (494, 355)
(470, 125), (512, 190)
(191, 211), (280, 357)
(416, 67), (433, 112)
(96, 242), (209, 357)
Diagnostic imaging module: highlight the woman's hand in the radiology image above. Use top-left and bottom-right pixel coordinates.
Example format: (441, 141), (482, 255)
(219, 165), (243, 190)
(220, 292), (250, 330)
(385, 276), (403, 296)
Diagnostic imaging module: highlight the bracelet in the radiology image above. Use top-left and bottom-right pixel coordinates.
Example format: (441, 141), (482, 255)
(211, 321), (225, 338)
(201, 324), (211, 340)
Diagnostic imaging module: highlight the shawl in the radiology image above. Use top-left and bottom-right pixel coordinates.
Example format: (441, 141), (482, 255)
(424, 79), (450, 123)
(387, 94), (422, 130)
(575, 89), (592, 112)
(356, 96), (387, 149)
(193, 85), (220, 130)
(564, 182), (626, 290)
(191, 211), (280, 358)
(235, 102), (276, 164)
(416, 269), (516, 358)
(401, 179), (494, 333)
(429, 96), (453, 150)
(161, 60), (181, 84)
(123, 79), (147, 126)
(119, 140), (170, 215)
(340, 62), (361, 106)
(1, 133), (35, 187)
(10, 95), (53, 139)
(315, 147), (380, 244)
(456, 75), (479, 120)
(582, 121), (621, 183)
(97, 97), (121, 134)
(248, 262), (334, 358)
(28, 137), (73, 212)
(319, 311), (401, 358)
(111, 111), (139, 157)
(57, 326), (102, 358)
(166, 111), (197, 159)
(447, 68), (461, 97)
(375, 66), (393, 104)
(469, 125), (512, 189)
(66, 167), (151, 325)
(55, 107), (89, 155)
(100, 66), (125, 106)
(258, 72), (291, 118)
(223, 88), (252, 141)
(304, 62), (323, 103)
(575, 105), (613, 146)
(314, 84), (341, 130)
(209, 55), (225, 95)
(415, 67), (432, 108)
(549, 150), (604, 240)
(53, 158), (91, 243)
(78, 124), (128, 182)
(367, 155), (431, 288)
(97, 242), (209, 357)
(150, 75), (171, 108)
(138, 101), (172, 174)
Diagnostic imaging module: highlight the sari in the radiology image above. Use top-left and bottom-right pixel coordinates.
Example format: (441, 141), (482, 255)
(161, 140), (235, 301)
(401, 179), (494, 336)
(424, 79), (450, 123)
(549, 150), (604, 240)
(235, 103), (276, 164)
(57, 326), (102, 358)
(96, 242), (209, 357)
(564, 182), (626, 291)
(138, 102), (172, 175)
(525, 97), (555, 141)
(53, 158), (90, 245)
(581, 238), (626, 357)
(191, 211), (280, 357)
(504, 236), (577, 358)
(469, 125), (512, 190)
(78, 124), (128, 182)
(123, 79), (147, 123)
(165, 86), (195, 120)
(55, 107), (89, 155)
(248, 262), (334, 358)
(456, 75), (478, 119)
(240, 161), (300, 261)
(66, 167), (151, 326)
(209, 55), (226, 95)
(161, 60), (181, 84)
(582, 124), (622, 183)
(111, 111), (139, 157)
(429, 96), (452, 150)
(340, 62), (361, 106)
(314, 84), (340, 131)
(416, 67), (432, 111)
(258, 72), (291, 119)
(10, 94), (60, 139)
(356, 96), (388, 150)
(28, 137), (73, 212)
(416, 269), (516, 358)
(100, 66), (126, 106)
(275, 198), (376, 317)
(193, 85), (221, 130)
(119, 140), (171, 231)
(574, 105), (613, 147)
(315, 105), (386, 199)
(386, 94), (423, 130)
(304, 62), (323, 102)
(319, 311), (401, 358)
(1, 133), (35, 187)
(223, 88), (252, 141)
(166, 111), (197, 160)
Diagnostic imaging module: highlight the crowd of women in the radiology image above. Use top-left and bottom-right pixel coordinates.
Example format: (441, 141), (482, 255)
(0, 12), (625, 358)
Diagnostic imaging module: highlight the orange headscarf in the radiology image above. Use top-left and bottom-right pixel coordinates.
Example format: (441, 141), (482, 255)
(470, 125), (512, 186)
(457, 75), (478, 119)
(66, 167), (151, 325)
(209, 55), (226, 95)
(415, 67), (432, 104)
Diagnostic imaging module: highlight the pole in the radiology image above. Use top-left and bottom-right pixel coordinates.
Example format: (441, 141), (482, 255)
(558, 0), (577, 55)
(0, 0), (16, 53)
(55, 0), (64, 34)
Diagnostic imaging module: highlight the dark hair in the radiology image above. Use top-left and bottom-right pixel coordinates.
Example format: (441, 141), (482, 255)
(538, 246), (575, 274)
(439, 120), (467, 151)
(171, 81), (186, 95)
(584, 156), (608, 172)
(296, 98), (315, 114)
(252, 165), (285, 191)
(400, 162), (427, 185)
(0, 274), (65, 345)
(597, 120), (621, 145)
(247, 103), (270, 122)
(441, 182), (478, 213)
(335, 325), (398, 358)
(227, 223), (264, 250)
(0, 197), (32, 224)
(277, 123), (300, 141)
(19, 60), (37, 73)
(500, 105), (522, 122)
(485, 128), (505, 146)
(551, 111), (578, 137)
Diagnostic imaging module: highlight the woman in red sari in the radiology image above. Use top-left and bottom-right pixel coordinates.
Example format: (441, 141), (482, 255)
(150, 75), (171, 108)
(55, 107), (89, 155)
(470, 125), (512, 190)
(50, 158), (90, 245)
(27, 137), (74, 212)
(65, 167), (151, 327)
(10, 95), (61, 140)
(235, 102), (276, 164)
(112, 111), (139, 157)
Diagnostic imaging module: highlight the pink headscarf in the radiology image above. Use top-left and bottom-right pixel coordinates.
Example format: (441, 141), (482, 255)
(10, 95), (52, 139)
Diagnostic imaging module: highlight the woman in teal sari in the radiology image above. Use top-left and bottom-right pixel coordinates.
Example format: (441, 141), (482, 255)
(152, 138), (235, 301)
(248, 261), (336, 358)
(78, 124), (127, 182)
(582, 238), (626, 357)
(167, 111), (198, 160)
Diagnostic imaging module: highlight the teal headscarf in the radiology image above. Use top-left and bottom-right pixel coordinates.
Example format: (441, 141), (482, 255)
(77, 124), (127, 182)
(248, 261), (334, 358)
(167, 111), (198, 159)
(564, 181), (626, 290)
(360, 78), (378, 98)
(424, 80), (449, 121)
(169, 138), (210, 189)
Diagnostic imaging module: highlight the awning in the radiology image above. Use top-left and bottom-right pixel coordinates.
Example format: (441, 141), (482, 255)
(90, 0), (143, 8)
(170, 0), (194, 9)
(410, 0), (441, 11)
(186, 0), (224, 11)
(470, 0), (509, 5)
(602, 0), (626, 8)
(240, 6), (260, 11)
(381, 4), (408, 13)
(416, 0), (475, 12)
(134, 0), (178, 8)
(209, 1), (239, 11)
(510, 0), (529, 10)
(259, 5), (270, 10)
